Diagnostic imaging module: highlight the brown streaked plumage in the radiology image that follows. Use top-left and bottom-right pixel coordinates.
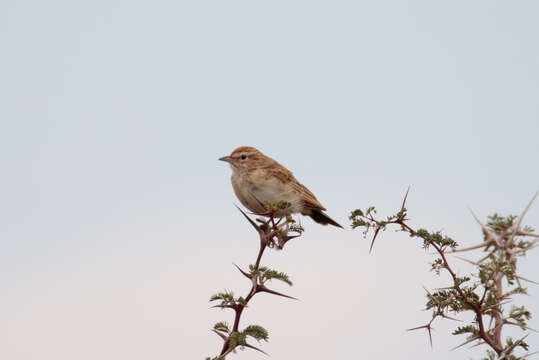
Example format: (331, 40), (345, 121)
(219, 146), (342, 228)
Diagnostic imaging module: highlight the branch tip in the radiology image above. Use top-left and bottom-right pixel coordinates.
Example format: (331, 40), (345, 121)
(401, 186), (411, 211)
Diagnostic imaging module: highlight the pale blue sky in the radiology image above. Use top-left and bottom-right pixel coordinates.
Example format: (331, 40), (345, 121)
(1, 1), (538, 359)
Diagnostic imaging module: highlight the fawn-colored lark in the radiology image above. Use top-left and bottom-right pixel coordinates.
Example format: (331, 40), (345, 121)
(219, 146), (343, 228)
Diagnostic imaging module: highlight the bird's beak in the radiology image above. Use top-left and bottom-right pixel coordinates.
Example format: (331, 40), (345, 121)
(219, 156), (231, 163)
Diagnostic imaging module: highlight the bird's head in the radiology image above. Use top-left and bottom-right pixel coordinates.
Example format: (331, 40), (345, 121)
(219, 146), (266, 172)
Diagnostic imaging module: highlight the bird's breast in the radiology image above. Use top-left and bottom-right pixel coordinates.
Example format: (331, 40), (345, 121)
(231, 172), (302, 215)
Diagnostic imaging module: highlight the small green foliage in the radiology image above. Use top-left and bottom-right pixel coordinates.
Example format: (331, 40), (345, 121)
(275, 200), (292, 210)
(351, 217), (369, 228)
(243, 324), (269, 342)
(228, 331), (247, 349)
(349, 207), (377, 237)
(412, 229), (432, 249)
(453, 325), (479, 336)
(482, 349), (497, 360)
(209, 290), (245, 308)
(288, 222), (304, 234)
(487, 214), (517, 233)
(454, 276), (471, 287)
(396, 207), (407, 221)
(412, 229), (458, 250)
(210, 291), (234, 305)
(222, 326), (269, 355)
(237, 296), (247, 306)
(505, 336), (530, 352)
(478, 267), (493, 285)
(265, 200), (292, 213)
(515, 238), (533, 251)
(427, 289), (453, 308)
(214, 321), (230, 333)
(249, 265), (293, 286)
(349, 206), (377, 226)
(350, 209), (364, 218)
(430, 258), (444, 274)
(262, 269), (292, 286)
(508, 305), (531, 330)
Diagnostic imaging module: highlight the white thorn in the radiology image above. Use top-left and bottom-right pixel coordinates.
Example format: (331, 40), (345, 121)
(509, 190), (538, 245)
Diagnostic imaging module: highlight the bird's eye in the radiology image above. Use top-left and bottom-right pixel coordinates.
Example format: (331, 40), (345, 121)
(241, 154), (247, 160)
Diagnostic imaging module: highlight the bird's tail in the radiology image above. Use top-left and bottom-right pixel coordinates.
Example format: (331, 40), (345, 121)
(309, 209), (343, 228)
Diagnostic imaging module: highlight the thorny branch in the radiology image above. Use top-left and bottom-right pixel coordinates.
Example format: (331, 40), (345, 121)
(207, 201), (303, 360)
(350, 189), (538, 359)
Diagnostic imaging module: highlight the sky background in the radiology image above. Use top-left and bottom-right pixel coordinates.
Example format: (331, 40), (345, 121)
(1, 1), (538, 359)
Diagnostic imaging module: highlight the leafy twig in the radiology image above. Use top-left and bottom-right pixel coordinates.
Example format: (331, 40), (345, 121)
(350, 189), (538, 359)
(207, 203), (303, 359)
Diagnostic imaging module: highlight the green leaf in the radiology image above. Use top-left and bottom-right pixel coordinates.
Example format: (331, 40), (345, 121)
(243, 325), (269, 342)
(453, 325), (479, 336)
(213, 321), (230, 333)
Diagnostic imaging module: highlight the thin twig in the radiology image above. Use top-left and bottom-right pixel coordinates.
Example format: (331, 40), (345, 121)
(212, 206), (300, 359)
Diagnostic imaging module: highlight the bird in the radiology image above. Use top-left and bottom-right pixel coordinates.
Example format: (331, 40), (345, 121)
(219, 146), (343, 228)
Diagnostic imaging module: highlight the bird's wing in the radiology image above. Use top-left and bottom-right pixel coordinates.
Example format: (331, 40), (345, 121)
(292, 182), (326, 211)
(266, 161), (327, 211)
